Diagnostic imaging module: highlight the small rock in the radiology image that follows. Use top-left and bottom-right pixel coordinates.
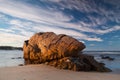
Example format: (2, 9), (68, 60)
(18, 64), (24, 66)
(101, 56), (115, 61)
(11, 58), (15, 59)
(17, 57), (23, 59)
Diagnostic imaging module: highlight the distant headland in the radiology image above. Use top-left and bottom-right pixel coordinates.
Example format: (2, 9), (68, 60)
(0, 46), (23, 50)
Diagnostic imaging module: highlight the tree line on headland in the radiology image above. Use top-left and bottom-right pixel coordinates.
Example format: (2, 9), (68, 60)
(0, 46), (23, 50)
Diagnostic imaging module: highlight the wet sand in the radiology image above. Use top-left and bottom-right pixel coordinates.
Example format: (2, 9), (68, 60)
(0, 64), (120, 80)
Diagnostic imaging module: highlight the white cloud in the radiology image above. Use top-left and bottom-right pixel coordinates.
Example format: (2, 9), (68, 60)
(0, 0), (119, 47)
(54, 0), (120, 23)
(9, 19), (33, 29)
(0, 13), (9, 21)
(96, 26), (120, 34)
(0, 0), (103, 42)
(0, 28), (14, 33)
(85, 37), (103, 42)
(33, 24), (103, 42)
(0, 32), (27, 47)
(75, 24), (120, 34)
(10, 20), (23, 27)
(0, 0), (72, 25)
(9, 19), (35, 37)
(0, 13), (5, 18)
(0, 0), (119, 35)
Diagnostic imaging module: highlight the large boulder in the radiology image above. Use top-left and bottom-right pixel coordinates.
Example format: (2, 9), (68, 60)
(23, 32), (85, 64)
(23, 32), (111, 72)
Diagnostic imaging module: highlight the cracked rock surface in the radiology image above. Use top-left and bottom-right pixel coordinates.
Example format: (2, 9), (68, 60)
(23, 32), (111, 72)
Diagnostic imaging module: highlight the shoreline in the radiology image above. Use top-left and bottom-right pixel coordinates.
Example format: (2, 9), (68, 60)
(0, 64), (120, 80)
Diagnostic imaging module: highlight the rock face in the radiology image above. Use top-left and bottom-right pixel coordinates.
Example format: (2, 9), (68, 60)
(23, 32), (111, 72)
(46, 54), (111, 72)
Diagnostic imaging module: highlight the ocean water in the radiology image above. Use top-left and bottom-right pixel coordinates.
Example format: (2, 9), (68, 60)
(0, 50), (24, 67)
(0, 50), (120, 73)
(84, 51), (120, 73)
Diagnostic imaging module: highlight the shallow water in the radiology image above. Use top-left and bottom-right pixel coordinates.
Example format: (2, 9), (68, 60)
(0, 50), (120, 73)
(0, 50), (24, 67)
(83, 51), (120, 73)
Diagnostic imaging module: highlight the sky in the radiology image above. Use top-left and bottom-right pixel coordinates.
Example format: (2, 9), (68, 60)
(0, 0), (120, 51)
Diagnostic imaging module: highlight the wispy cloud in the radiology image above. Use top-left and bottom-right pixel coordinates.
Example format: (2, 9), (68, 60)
(0, 31), (26, 47)
(0, 0), (120, 47)
(33, 23), (103, 41)
(0, 28), (13, 33)
(0, 13), (9, 22)
(49, 0), (120, 23)
(96, 26), (120, 34)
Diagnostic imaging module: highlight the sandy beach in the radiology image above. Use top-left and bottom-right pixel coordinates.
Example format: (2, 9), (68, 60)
(0, 64), (120, 80)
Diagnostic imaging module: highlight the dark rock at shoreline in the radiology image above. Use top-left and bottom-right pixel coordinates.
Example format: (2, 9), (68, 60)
(101, 56), (115, 61)
(23, 32), (111, 72)
(11, 57), (23, 59)
(45, 54), (111, 72)
(0, 46), (23, 50)
(18, 64), (24, 66)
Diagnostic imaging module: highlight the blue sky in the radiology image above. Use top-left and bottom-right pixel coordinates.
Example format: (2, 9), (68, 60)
(0, 0), (120, 51)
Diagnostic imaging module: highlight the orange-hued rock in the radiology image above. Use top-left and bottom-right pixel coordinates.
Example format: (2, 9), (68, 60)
(23, 32), (85, 64)
(23, 32), (111, 72)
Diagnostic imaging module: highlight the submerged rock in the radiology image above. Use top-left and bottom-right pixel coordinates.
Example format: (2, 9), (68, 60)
(23, 32), (111, 72)
(18, 64), (24, 66)
(101, 56), (115, 61)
